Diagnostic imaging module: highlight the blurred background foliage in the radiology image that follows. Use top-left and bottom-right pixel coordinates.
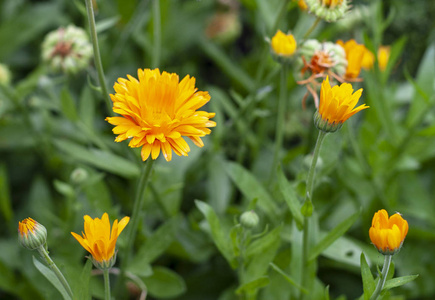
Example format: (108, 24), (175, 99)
(1, 0), (435, 299)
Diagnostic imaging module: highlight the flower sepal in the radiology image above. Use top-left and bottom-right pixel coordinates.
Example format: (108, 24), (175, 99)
(88, 251), (117, 271)
(314, 111), (343, 133)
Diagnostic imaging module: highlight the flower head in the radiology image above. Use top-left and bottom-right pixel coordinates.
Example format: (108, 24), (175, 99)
(271, 30), (297, 59)
(369, 209), (408, 255)
(314, 76), (368, 132)
(41, 25), (92, 74)
(336, 39), (367, 80)
(71, 213), (130, 270)
(106, 69), (216, 162)
(306, 0), (348, 22)
(18, 218), (47, 250)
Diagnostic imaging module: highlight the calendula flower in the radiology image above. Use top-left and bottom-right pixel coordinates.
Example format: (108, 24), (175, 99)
(106, 69), (216, 162)
(369, 209), (408, 255)
(18, 218), (47, 250)
(306, 0), (348, 22)
(377, 46), (390, 71)
(336, 39), (367, 80)
(314, 76), (368, 132)
(271, 30), (297, 59)
(71, 213), (130, 270)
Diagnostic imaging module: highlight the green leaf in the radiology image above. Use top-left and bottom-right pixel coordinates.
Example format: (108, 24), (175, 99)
(60, 87), (78, 121)
(383, 275), (419, 291)
(142, 266), (186, 298)
(224, 161), (279, 218)
(0, 164), (13, 222)
(277, 167), (303, 229)
(32, 256), (72, 300)
(195, 200), (235, 267)
(53, 180), (75, 199)
(127, 218), (178, 277)
(360, 253), (375, 300)
(308, 210), (360, 261)
(74, 260), (92, 300)
(269, 263), (308, 294)
(235, 276), (270, 295)
(53, 139), (140, 178)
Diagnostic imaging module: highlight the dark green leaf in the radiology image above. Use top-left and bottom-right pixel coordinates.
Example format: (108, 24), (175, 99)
(269, 263), (308, 294)
(360, 253), (375, 300)
(142, 266), (186, 298)
(383, 275), (419, 291)
(0, 164), (12, 222)
(235, 276), (270, 295)
(60, 87), (78, 121)
(278, 167), (303, 229)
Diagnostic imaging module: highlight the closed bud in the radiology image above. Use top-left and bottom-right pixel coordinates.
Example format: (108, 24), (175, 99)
(70, 167), (88, 184)
(240, 210), (259, 229)
(18, 218), (47, 250)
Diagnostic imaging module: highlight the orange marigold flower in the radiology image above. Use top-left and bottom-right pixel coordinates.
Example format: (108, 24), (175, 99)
(106, 68), (216, 162)
(314, 76), (368, 132)
(369, 209), (408, 255)
(71, 213), (130, 270)
(271, 30), (297, 58)
(336, 39), (366, 80)
(18, 217), (47, 250)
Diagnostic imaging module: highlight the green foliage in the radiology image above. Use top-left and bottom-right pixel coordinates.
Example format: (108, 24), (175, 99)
(1, 0), (433, 299)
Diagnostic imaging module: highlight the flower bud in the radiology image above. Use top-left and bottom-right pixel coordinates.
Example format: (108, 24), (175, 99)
(271, 30), (297, 64)
(41, 25), (92, 74)
(0, 64), (11, 86)
(240, 210), (259, 229)
(18, 218), (47, 250)
(369, 209), (408, 255)
(306, 0), (348, 22)
(70, 167), (88, 184)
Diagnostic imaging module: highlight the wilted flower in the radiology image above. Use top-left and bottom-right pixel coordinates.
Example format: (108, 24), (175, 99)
(18, 218), (47, 250)
(306, 0), (348, 22)
(336, 39), (367, 80)
(106, 68), (216, 162)
(369, 209), (408, 255)
(71, 213), (130, 270)
(41, 25), (93, 74)
(314, 76), (368, 132)
(271, 30), (297, 60)
(205, 11), (241, 45)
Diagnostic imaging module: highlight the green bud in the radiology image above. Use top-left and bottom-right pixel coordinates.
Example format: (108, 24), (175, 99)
(18, 218), (47, 250)
(240, 210), (259, 229)
(70, 168), (88, 184)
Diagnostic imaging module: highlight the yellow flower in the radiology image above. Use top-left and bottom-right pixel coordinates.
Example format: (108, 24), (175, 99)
(369, 209), (408, 255)
(322, 0), (343, 7)
(378, 46), (390, 71)
(271, 30), (297, 57)
(314, 76), (368, 132)
(71, 213), (130, 269)
(18, 217), (47, 250)
(361, 48), (375, 70)
(336, 39), (366, 80)
(106, 69), (216, 162)
(298, 0), (308, 11)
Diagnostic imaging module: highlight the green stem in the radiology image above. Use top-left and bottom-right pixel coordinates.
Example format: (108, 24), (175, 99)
(151, 0), (161, 68)
(299, 130), (327, 300)
(271, 65), (288, 179)
(37, 246), (74, 299)
(84, 0), (112, 114)
(124, 159), (155, 264)
(303, 17), (321, 39)
(370, 255), (393, 300)
(103, 269), (111, 300)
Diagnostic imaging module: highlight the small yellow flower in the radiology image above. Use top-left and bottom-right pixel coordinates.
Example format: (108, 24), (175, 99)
(71, 213), (130, 269)
(314, 76), (368, 132)
(336, 39), (367, 80)
(18, 217), (48, 250)
(106, 69), (216, 162)
(271, 30), (297, 57)
(369, 209), (408, 255)
(378, 46), (390, 71)
(298, 0), (308, 11)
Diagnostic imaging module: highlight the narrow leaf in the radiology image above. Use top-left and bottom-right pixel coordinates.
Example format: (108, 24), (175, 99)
(270, 263), (308, 294)
(32, 256), (72, 300)
(225, 162), (278, 218)
(278, 168), (303, 229)
(74, 260), (92, 300)
(308, 210), (360, 261)
(360, 253), (375, 300)
(60, 87), (78, 121)
(0, 164), (13, 222)
(383, 275), (419, 291)
(195, 200), (234, 266)
(236, 276), (270, 295)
